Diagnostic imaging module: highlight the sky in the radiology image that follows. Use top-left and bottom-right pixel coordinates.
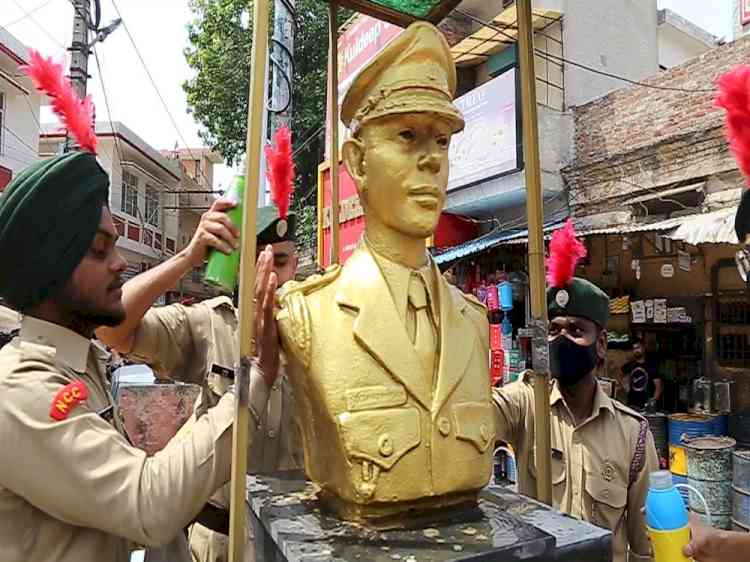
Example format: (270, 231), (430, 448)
(1, 0), (736, 193)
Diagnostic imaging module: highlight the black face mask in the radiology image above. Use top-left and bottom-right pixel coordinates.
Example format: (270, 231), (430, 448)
(549, 336), (598, 386)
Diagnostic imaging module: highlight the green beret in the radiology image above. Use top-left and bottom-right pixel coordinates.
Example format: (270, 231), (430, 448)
(0, 152), (109, 310)
(548, 277), (610, 329)
(736, 189), (750, 244)
(257, 206), (296, 246)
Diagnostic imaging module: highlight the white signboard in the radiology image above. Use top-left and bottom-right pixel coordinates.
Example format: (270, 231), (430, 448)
(448, 70), (518, 191)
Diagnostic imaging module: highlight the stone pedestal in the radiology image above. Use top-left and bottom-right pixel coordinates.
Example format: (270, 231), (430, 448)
(247, 472), (612, 562)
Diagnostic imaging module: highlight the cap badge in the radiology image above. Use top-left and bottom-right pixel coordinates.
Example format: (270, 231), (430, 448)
(555, 289), (570, 308)
(276, 219), (288, 238)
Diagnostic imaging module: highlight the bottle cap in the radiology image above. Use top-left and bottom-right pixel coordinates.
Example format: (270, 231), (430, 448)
(649, 470), (673, 490)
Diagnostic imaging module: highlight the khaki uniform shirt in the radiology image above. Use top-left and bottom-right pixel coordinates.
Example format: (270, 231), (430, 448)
(493, 375), (657, 562)
(0, 304), (19, 333)
(0, 316), (256, 562)
(128, 297), (302, 562)
(128, 296), (302, 473)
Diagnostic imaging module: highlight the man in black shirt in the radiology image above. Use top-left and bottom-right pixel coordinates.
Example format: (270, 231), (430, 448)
(622, 337), (662, 410)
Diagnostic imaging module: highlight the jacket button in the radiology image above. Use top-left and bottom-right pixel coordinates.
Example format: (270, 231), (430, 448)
(379, 434), (393, 457)
(438, 417), (451, 436)
(268, 429), (277, 438)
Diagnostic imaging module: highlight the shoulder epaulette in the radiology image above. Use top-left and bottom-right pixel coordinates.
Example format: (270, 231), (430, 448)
(279, 264), (342, 299)
(457, 288), (487, 314)
(200, 295), (234, 311)
(612, 399), (646, 421)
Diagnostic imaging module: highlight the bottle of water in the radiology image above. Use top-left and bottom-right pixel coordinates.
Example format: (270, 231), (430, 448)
(203, 175), (245, 294)
(645, 470), (692, 562)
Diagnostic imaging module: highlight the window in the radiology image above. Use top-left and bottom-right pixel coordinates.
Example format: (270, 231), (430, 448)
(145, 185), (160, 228)
(166, 238), (176, 253)
(121, 170), (139, 217)
(112, 215), (126, 236)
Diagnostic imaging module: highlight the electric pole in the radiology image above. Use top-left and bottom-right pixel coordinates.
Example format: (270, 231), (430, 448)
(258, 0), (295, 206)
(64, 0), (91, 152)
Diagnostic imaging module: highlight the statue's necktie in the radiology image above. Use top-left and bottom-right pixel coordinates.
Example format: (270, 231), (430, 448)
(407, 274), (437, 386)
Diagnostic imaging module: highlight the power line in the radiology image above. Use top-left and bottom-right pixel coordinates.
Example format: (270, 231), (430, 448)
(454, 9), (716, 94)
(1, 0), (55, 28)
(109, 0), (215, 190)
(92, 46), (124, 165)
(7, 0), (67, 50)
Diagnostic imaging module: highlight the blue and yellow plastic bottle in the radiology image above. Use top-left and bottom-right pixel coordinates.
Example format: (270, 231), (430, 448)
(645, 470), (692, 562)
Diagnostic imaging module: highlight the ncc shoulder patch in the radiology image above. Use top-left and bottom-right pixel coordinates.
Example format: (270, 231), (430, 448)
(49, 380), (89, 421)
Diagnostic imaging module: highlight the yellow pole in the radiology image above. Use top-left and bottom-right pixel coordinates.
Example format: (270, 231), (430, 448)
(517, 0), (552, 506)
(228, 0), (270, 558)
(328, 1), (340, 265)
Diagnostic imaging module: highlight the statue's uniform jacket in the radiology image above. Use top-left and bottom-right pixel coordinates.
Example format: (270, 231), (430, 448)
(278, 246), (494, 506)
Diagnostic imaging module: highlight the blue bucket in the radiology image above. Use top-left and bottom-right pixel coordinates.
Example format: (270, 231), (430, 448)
(499, 282), (513, 311)
(711, 414), (729, 436)
(669, 414), (715, 445)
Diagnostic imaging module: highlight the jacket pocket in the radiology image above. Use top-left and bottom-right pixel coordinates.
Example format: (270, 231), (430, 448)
(452, 401), (496, 454)
(338, 406), (420, 470)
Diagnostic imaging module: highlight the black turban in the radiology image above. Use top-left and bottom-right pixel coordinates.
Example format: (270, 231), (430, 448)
(0, 151), (109, 310)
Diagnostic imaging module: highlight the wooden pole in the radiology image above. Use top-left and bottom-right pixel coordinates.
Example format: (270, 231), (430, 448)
(328, 1), (340, 265)
(517, 0), (552, 506)
(228, 0), (270, 558)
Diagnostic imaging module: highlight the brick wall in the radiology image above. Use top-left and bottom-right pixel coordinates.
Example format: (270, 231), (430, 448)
(563, 36), (750, 221)
(572, 36), (750, 168)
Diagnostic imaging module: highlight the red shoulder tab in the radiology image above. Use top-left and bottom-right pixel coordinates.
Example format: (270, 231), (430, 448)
(49, 381), (89, 421)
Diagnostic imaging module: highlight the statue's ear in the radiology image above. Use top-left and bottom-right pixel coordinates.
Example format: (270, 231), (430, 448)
(342, 137), (366, 196)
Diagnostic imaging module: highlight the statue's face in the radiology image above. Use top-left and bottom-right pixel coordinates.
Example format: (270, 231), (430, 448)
(347, 113), (453, 239)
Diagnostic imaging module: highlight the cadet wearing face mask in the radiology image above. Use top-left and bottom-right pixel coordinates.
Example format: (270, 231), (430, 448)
(493, 221), (659, 562)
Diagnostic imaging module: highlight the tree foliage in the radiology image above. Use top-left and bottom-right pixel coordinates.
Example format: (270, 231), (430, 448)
(184, 0), (350, 251)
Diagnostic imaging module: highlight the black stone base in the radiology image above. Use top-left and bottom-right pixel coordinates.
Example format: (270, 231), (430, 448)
(247, 472), (612, 562)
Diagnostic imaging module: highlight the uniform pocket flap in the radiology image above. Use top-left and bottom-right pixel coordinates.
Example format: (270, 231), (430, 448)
(585, 473), (627, 509)
(338, 407), (420, 470)
(345, 386), (407, 412)
(452, 401), (495, 453)
(529, 447), (567, 485)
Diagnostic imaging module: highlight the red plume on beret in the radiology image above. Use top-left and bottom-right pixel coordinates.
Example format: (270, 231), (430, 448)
(264, 126), (295, 219)
(715, 65), (750, 184)
(546, 219), (587, 288)
(23, 50), (97, 154)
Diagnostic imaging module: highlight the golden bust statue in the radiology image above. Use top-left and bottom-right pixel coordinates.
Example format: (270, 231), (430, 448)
(277, 21), (493, 524)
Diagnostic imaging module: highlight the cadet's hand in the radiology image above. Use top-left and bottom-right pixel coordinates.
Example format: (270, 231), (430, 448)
(682, 513), (749, 562)
(254, 245), (279, 387)
(184, 199), (241, 266)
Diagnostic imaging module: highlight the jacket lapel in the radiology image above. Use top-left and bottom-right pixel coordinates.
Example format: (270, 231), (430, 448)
(336, 249), (432, 410)
(431, 266), (474, 416)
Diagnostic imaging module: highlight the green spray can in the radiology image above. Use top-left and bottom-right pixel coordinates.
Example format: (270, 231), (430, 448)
(203, 175), (245, 294)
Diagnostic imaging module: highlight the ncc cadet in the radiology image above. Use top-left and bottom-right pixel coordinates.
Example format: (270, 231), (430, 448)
(493, 222), (659, 562)
(98, 201), (302, 561)
(0, 150), (281, 562)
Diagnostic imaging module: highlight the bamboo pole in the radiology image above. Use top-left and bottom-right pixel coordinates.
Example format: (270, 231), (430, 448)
(517, 0), (552, 506)
(228, 0), (270, 558)
(328, 1), (340, 265)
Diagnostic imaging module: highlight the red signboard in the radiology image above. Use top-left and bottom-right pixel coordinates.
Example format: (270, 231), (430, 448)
(325, 15), (404, 159)
(0, 166), (11, 192)
(319, 163), (365, 267)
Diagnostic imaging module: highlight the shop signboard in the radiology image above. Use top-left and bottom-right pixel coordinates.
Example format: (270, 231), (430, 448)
(660, 264), (675, 278)
(324, 15), (404, 160)
(631, 300), (646, 324)
(448, 69), (519, 192)
(654, 299), (667, 324)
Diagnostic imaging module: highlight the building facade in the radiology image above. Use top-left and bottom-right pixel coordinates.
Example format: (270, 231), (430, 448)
(0, 28), (41, 191)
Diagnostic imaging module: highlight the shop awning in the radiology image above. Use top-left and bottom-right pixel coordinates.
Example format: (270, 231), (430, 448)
(577, 207), (738, 245)
(433, 220), (566, 265)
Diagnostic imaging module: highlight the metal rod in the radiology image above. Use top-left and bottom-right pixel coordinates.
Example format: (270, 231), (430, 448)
(517, 0), (552, 506)
(228, 0), (270, 557)
(328, 1), (340, 265)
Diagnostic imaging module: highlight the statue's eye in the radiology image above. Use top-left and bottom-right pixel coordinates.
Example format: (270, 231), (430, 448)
(436, 136), (449, 148)
(399, 129), (416, 142)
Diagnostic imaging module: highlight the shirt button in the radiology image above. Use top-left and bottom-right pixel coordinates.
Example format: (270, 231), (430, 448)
(480, 423), (489, 443)
(267, 429), (277, 438)
(438, 417), (451, 436)
(379, 434), (393, 457)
